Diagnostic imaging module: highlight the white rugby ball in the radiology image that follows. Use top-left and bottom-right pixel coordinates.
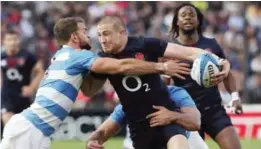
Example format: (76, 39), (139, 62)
(190, 53), (220, 88)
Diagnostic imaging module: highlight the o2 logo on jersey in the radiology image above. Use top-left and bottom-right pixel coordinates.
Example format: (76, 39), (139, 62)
(122, 76), (150, 92)
(6, 68), (23, 82)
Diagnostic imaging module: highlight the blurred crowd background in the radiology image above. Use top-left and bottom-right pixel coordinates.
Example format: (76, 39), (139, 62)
(1, 1), (261, 112)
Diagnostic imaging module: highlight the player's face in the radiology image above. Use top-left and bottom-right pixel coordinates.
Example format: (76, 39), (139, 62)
(75, 23), (91, 50)
(97, 24), (124, 54)
(3, 34), (20, 54)
(177, 6), (199, 35)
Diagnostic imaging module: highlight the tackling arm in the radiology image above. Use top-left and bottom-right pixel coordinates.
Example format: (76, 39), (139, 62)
(88, 118), (121, 144)
(91, 57), (166, 75)
(171, 107), (201, 131)
(80, 73), (107, 97)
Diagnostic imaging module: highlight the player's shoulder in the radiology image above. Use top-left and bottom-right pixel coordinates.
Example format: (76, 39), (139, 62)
(69, 49), (96, 59)
(126, 36), (147, 49)
(200, 35), (219, 46)
(22, 49), (37, 59)
(1, 50), (7, 58)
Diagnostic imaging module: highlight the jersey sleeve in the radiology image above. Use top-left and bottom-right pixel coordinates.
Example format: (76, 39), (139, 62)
(27, 52), (38, 68)
(110, 104), (127, 126)
(167, 86), (196, 107)
(70, 50), (99, 70)
(143, 37), (168, 58)
(211, 39), (226, 59)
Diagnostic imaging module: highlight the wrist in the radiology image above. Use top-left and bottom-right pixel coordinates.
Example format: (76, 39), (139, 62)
(170, 111), (179, 123)
(231, 92), (240, 101)
(155, 63), (167, 74)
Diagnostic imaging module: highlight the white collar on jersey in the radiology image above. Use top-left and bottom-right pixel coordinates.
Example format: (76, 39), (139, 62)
(62, 45), (80, 51)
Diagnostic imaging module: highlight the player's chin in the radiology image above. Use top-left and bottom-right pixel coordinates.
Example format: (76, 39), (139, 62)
(81, 44), (92, 50)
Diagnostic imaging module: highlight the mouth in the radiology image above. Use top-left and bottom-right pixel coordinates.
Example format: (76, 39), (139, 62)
(183, 22), (194, 26)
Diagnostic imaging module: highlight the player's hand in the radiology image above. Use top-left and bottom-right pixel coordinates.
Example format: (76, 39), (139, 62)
(163, 60), (190, 80)
(87, 140), (104, 149)
(146, 105), (176, 127)
(231, 99), (243, 115)
(22, 86), (34, 97)
(210, 59), (230, 86)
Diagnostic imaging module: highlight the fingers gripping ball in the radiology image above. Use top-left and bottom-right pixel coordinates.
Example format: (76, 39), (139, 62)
(190, 53), (220, 88)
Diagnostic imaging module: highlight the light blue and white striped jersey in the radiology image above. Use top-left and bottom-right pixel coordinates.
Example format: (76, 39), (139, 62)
(22, 46), (98, 136)
(111, 85), (196, 138)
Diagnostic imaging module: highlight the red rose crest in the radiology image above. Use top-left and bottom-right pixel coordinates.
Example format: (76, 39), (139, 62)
(135, 52), (144, 60)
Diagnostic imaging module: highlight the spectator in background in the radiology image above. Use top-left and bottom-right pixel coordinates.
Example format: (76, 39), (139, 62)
(247, 54), (261, 103)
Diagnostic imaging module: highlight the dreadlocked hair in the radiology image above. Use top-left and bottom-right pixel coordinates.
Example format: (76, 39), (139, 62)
(169, 3), (204, 40)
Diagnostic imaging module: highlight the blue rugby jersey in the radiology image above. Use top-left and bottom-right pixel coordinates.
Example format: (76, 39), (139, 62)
(22, 46), (97, 136)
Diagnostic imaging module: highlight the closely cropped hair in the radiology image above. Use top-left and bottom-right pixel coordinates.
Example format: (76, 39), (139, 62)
(98, 15), (126, 31)
(53, 17), (84, 45)
(5, 29), (19, 35)
(169, 3), (204, 39)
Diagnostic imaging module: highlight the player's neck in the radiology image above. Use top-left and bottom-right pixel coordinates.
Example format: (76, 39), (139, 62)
(6, 48), (19, 56)
(64, 42), (81, 51)
(116, 36), (128, 53)
(177, 32), (199, 46)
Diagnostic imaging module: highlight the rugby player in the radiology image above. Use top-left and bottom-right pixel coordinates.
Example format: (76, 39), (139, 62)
(91, 15), (230, 149)
(167, 3), (242, 149)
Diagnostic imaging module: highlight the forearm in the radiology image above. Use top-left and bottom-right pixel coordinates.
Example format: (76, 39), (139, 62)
(164, 43), (208, 62)
(88, 129), (110, 144)
(80, 73), (106, 97)
(116, 59), (166, 75)
(171, 112), (201, 131)
(29, 70), (44, 91)
(88, 119), (121, 144)
(91, 58), (166, 75)
(223, 71), (237, 93)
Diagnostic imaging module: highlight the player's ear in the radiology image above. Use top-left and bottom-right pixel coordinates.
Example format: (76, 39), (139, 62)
(120, 29), (126, 35)
(71, 33), (78, 43)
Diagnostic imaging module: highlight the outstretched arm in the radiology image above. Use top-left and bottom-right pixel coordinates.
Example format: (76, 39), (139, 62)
(88, 118), (121, 144)
(91, 57), (190, 77)
(163, 43), (208, 62)
(87, 104), (126, 148)
(163, 43), (231, 85)
(91, 57), (165, 75)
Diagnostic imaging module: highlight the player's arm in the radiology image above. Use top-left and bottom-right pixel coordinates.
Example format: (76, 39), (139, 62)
(91, 57), (167, 75)
(146, 86), (201, 131)
(144, 37), (230, 83)
(29, 61), (45, 90)
(169, 86), (201, 131)
(223, 71), (242, 114)
(80, 73), (107, 97)
(211, 39), (242, 114)
(22, 60), (44, 97)
(88, 104), (125, 145)
(88, 118), (121, 145)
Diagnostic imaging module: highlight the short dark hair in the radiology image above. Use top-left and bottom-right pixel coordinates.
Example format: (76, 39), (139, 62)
(169, 3), (204, 39)
(53, 17), (84, 45)
(5, 29), (19, 36)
